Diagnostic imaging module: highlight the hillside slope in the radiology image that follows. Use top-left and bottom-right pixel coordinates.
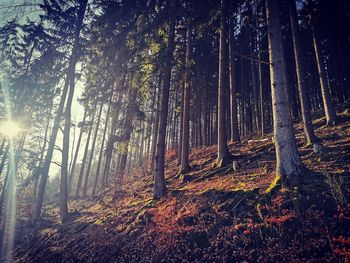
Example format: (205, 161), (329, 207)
(13, 110), (350, 263)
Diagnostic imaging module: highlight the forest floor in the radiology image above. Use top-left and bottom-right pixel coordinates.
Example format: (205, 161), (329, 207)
(11, 106), (350, 263)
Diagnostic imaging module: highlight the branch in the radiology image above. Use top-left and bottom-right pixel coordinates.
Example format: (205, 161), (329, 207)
(235, 52), (270, 65)
(51, 161), (62, 168)
(54, 145), (63, 153)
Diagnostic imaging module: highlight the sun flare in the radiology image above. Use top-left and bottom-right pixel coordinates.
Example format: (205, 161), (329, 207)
(0, 120), (22, 138)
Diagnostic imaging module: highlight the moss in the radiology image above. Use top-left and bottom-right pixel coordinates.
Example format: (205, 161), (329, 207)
(128, 197), (152, 207)
(265, 174), (281, 194)
(93, 219), (103, 225)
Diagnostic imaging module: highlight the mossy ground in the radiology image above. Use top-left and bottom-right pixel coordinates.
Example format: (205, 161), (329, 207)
(9, 107), (350, 262)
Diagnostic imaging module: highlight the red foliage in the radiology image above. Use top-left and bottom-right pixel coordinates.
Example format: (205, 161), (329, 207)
(165, 148), (176, 161)
(266, 210), (297, 225)
(333, 236), (350, 245)
(243, 229), (251, 235)
(147, 197), (197, 251)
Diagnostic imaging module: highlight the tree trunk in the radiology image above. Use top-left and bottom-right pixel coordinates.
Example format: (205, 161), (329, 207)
(68, 107), (88, 192)
(33, 97), (53, 202)
(229, 17), (240, 142)
(258, 42), (265, 137)
(177, 82), (184, 165)
(179, 26), (192, 174)
(75, 110), (95, 198)
(288, 0), (319, 145)
(116, 84), (136, 184)
(150, 75), (162, 171)
(250, 29), (260, 134)
(60, 72), (79, 221)
(216, 0), (231, 167)
(153, 1), (176, 199)
(266, 0), (302, 186)
(138, 122), (145, 167)
(82, 102), (104, 196)
(91, 94), (113, 198)
(311, 23), (337, 126)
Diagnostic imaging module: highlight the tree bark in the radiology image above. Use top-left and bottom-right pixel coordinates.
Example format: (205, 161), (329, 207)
(116, 84), (137, 184)
(153, 1), (176, 199)
(216, 0), (231, 167)
(75, 110), (95, 198)
(91, 93), (113, 198)
(150, 75), (162, 171)
(179, 26), (192, 174)
(82, 101), (104, 196)
(68, 107), (88, 192)
(311, 23), (337, 126)
(33, 97), (53, 202)
(177, 82), (184, 165)
(229, 17), (240, 142)
(288, 0), (319, 145)
(266, 0), (302, 186)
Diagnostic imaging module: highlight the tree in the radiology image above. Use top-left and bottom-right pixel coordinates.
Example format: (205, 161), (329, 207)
(153, 0), (176, 199)
(179, 25), (193, 174)
(75, 111), (95, 198)
(216, 0), (232, 167)
(60, 0), (88, 222)
(288, 0), (319, 145)
(229, 17), (240, 142)
(91, 93), (113, 198)
(266, 0), (303, 187)
(310, 19), (338, 126)
(32, 0), (88, 224)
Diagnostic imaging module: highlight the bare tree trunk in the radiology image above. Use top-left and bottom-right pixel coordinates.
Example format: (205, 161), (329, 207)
(288, 0), (319, 145)
(69, 117), (77, 175)
(197, 86), (203, 146)
(250, 28), (260, 134)
(75, 110), (95, 198)
(179, 26), (192, 174)
(33, 97), (53, 201)
(177, 82), (184, 165)
(153, 1), (176, 199)
(216, 0), (231, 167)
(101, 92), (122, 187)
(258, 41), (265, 137)
(229, 17), (240, 142)
(60, 80), (76, 221)
(311, 23), (337, 126)
(82, 102), (104, 196)
(266, 0), (302, 186)
(150, 75), (162, 171)
(68, 107), (88, 192)
(60, 0), (88, 221)
(91, 94), (113, 198)
(146, 86), (157, 167)
(138, 122), (145, 167)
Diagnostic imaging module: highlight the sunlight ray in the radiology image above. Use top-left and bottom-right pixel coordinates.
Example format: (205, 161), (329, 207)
(0, 72), (18, 263)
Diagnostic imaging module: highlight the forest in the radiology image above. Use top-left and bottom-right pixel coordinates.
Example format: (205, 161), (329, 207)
(0, 0), (349, 262)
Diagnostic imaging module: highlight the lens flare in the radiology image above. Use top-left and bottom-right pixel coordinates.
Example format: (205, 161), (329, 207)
(0, 120), (22, 138)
